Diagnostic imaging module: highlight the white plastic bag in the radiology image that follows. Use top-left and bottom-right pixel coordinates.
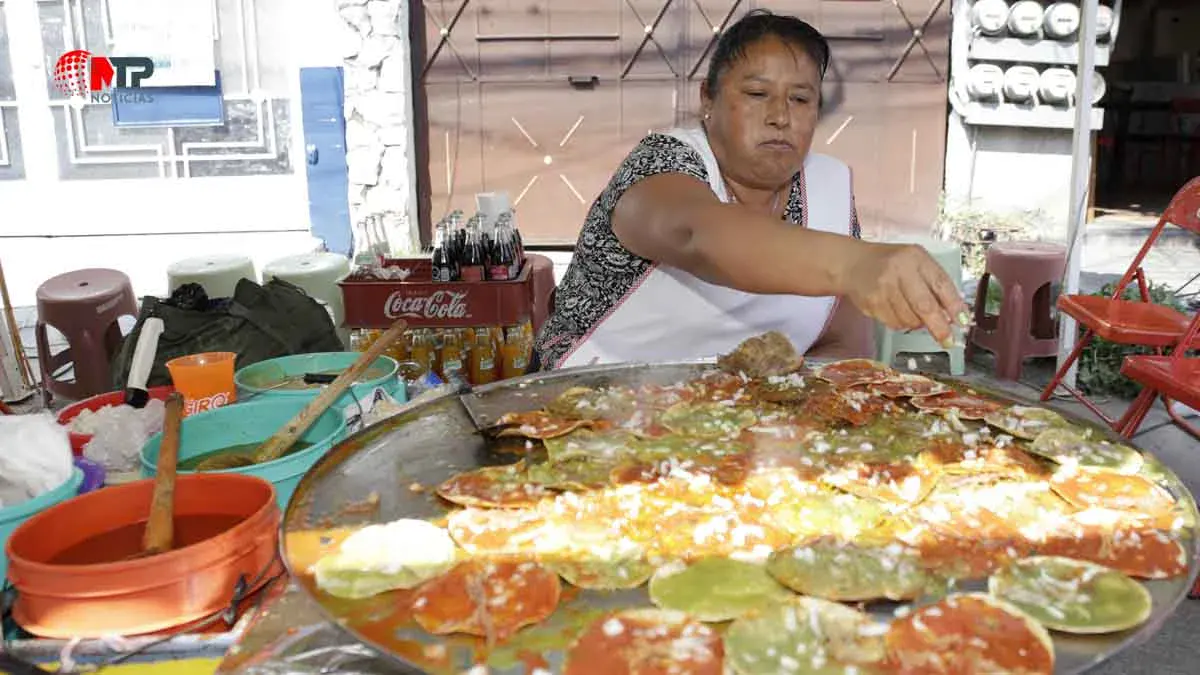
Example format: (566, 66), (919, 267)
(0, 412), (74, 509)
(82, 398), (166, 473)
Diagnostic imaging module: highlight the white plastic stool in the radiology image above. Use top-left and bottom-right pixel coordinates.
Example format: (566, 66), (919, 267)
(262, 252), (351, 346)
(875, 236), (966, 376)
(167, 255), (256, 299)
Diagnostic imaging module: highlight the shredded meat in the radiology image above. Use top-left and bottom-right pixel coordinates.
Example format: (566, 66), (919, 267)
(717, 331), (805, 378)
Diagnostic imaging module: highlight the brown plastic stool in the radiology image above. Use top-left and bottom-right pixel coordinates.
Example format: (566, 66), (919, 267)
(35, 269), (138, 401)
(968, 241), (1067, 381)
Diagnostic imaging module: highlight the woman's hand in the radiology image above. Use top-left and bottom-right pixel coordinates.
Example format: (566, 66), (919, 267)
(840, 242), (968, 346)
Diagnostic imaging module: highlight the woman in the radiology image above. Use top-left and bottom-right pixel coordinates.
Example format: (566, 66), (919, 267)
(535, 10), (964, 370)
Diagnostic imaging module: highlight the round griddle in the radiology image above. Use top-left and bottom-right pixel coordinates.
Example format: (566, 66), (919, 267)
(282, 360), (1200, 674)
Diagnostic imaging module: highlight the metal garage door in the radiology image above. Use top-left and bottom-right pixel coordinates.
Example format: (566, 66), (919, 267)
(414, 0), (949, 244)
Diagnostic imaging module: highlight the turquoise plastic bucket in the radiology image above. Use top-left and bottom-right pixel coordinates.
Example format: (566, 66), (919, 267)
(1, 468), (84, 582)
(140, 398), (347, 509)
(234, 352), (406, 412)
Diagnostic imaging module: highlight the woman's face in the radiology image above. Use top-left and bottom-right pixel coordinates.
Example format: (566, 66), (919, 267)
(702, 35), (821, 191)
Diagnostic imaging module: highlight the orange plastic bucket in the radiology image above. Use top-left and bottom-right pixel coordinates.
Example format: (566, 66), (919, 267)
(166, 352), (238, 416)
(6, 473), (280, 638)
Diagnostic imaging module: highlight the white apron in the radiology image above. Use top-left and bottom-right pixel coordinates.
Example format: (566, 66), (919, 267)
(557, 127), (854, 369)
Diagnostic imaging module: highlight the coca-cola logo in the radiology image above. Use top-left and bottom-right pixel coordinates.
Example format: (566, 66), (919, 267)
(384, 290), (470, 320)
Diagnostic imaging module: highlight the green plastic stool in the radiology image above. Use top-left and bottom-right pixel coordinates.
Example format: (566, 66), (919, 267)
(874, 236), (966, 375)
(167, 254), (256, 299)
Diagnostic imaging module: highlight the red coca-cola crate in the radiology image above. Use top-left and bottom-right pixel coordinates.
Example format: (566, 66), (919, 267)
(340, 257), (539, 329)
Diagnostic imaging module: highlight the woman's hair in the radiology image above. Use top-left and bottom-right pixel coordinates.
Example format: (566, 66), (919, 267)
(703, 10), (831, 95)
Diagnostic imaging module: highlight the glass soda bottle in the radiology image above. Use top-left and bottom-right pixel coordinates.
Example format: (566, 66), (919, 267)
(500, 325), (530, 379)
(349, 329), (367, 352)
(476, 211), (494, 271)
(469, 328), (498, 385)
(504, 209), (525, 270)
(437, 329), (465, 381)
(408, 329), (435, 377)
(488, 216), (517, 280)
(431, 220), (457, 282)
(386, 330), (409, 364)
(442, 210), (465, 273)
(459, 217), (486, 282)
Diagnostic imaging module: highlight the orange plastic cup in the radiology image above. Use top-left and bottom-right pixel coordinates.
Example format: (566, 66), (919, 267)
(165, 352), (238, 416)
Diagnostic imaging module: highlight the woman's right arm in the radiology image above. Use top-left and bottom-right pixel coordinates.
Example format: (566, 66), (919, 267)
(612, 173), (965, 345)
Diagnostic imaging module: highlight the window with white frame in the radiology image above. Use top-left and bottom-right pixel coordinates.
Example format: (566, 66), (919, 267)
(32, 0), (293, 180)
(0, 0), (24, 180)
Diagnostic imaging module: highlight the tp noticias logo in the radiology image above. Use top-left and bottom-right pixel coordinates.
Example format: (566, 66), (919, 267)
(53, 50), (156, 103)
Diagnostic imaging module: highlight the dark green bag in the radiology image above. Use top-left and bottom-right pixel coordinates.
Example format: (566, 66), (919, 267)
(111, 278), (345, 389)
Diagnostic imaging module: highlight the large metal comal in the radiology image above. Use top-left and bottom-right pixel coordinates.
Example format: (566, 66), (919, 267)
(284, 359), (1200, 674)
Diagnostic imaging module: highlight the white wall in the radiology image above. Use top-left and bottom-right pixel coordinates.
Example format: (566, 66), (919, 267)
(337, 0), (420, 255)
(943, 117), (1075, 235)
(295, 0), (348, 68)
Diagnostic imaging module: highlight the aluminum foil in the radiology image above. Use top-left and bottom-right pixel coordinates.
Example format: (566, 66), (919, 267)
(216, 582), (410, 675)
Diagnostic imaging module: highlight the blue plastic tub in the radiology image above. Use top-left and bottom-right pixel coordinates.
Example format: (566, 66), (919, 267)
(234, 352), (406, 412)
(1, 468), (84, 582)
(140, 398), (347, 509)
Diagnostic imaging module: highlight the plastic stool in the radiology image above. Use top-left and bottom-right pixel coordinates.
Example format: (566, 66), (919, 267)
(167, 255), (256, 299)
(968, 241), (1067, 381)
(262, 252), (351, 346)
(34, 269), (138, 401)
(875, 237), (966, 375)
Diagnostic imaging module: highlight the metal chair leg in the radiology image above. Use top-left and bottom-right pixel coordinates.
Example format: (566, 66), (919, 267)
(1041, 329), (1095, 401)
(1164, 398), (1200, 441)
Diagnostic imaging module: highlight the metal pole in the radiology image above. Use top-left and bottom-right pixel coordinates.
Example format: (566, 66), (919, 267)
(1056, 0), (1101, 388)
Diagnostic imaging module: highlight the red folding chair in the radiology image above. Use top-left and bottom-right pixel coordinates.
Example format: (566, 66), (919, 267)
(1116, 308), (1200, 440)
(1041, 176), (1200, 428)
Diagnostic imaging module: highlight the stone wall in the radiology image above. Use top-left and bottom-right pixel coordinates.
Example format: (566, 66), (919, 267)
(337, 0), (419, 254)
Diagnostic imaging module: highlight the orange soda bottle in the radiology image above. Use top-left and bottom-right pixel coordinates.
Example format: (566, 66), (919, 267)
(408, 329), (435, 377)
(437, 329), (465, 381)
(500, 326), (530, 379)
(469, 328), (498, 385)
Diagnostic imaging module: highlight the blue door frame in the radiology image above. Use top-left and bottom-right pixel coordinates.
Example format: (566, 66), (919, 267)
(299, 67), (352, 256)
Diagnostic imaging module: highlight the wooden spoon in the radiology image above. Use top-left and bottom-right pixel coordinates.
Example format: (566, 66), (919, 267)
(141, 392), (184, 557)
(252, 318), (410, 464)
